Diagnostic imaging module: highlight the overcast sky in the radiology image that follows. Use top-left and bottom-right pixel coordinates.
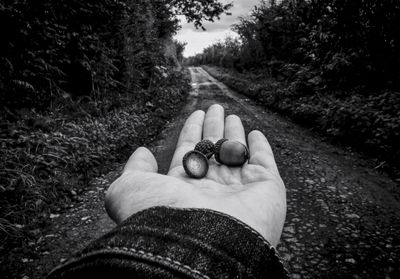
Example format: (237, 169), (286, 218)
(174, 0), (260, 57)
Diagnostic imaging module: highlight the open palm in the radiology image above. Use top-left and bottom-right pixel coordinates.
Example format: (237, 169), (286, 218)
(106, 104), (286, 246)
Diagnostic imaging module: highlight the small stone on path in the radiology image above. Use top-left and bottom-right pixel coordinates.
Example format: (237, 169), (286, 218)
(345, 258), (356, 264)
(346, 213), (360, 219)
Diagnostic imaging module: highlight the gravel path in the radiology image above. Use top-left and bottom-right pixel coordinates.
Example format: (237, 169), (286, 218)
(9, 67), (400, 279)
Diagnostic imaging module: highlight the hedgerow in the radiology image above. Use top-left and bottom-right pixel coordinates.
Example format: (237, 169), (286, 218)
(0, 0), (231, 248)
(187, 0), (400, 176)
(0, 69), (190, 247)
(203, 66), (400, 175)
(188, 0), (400, 91)
(0, 0), (231, 111)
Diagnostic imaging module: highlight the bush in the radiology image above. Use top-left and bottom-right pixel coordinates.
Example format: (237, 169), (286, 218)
(0, 0), (231, 253)
(204, 66), (400, 175)
(0, 0), (231, 112)
(0, 68), (190, 247)
(189, 0), (400, 176)
(188, 0), (400, 92)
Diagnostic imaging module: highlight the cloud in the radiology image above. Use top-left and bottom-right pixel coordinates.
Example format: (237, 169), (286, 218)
(175, 0), (260, 57)
(175, 29), (238, 57)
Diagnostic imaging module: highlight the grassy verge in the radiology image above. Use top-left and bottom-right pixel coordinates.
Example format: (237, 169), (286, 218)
(0, 69), (190, 251)
(203, 66), (400, 177)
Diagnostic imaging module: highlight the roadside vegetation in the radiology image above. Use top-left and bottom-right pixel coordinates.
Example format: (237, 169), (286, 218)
(187, 0), (400, 176)
(0, 0), (231, 251)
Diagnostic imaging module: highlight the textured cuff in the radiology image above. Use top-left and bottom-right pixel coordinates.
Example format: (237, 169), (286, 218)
(48, 207), (289, 278)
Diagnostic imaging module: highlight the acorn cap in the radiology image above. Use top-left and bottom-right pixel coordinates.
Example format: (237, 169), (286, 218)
(183, 150), (209, 179)
(214, 138), (228, 164)
(194, 139), (215, 159)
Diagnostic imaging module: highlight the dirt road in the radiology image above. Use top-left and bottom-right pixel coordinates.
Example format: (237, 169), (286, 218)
(11, 67), (400, 278)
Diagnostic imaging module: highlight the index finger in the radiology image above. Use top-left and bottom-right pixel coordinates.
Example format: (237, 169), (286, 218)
(248, 130), (279, 173)
(168, 110), (205, 172)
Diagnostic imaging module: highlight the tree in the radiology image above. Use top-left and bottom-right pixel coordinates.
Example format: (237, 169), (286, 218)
(0, 0), (232, 111)
(167, 0), (233, 30)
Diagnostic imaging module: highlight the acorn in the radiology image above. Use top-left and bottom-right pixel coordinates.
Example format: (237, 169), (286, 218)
(194, 139), (215, 159)
(183, 150), (209, 179)
(215, 139), (249, 166)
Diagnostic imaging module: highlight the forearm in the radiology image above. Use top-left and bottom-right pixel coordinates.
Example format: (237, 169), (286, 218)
(48, 207), (288, 278)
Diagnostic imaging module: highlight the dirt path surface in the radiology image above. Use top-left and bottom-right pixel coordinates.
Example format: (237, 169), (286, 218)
(11, 67), (400, 279)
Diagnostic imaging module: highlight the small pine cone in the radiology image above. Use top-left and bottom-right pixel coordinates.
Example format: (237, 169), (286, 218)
(194, 139), (215, 159)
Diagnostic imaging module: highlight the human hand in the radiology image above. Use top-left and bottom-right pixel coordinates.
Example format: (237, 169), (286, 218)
(105, 104), (286, 246)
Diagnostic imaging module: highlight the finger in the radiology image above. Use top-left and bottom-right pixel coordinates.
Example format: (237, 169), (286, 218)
(123, 147), (158, 173)
(168, 110), (205, 172)
(224, 115), (246, 146)
(248, 130), (279, 172)
(203, 104), (224, 143)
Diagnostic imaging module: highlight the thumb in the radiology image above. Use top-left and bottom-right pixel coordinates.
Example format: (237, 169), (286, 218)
(123, 147), (158, 173)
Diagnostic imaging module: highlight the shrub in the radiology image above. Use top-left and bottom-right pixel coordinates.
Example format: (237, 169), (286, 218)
(204, 66), (400, 175)
(0, 0), (231, 112)
(0, 68), (190, 247)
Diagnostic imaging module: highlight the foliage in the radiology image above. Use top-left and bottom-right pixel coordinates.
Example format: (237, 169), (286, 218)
(0, 0), (229, 250)
(188, 0), (400, 91)
(0, 69), (190, 247)
(0, 0), (231, 111)
(187, 0), (400, 174)
(174, 40), (188, 64)
(167, 0), (233, 30)
(204, 66), (400, 175)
